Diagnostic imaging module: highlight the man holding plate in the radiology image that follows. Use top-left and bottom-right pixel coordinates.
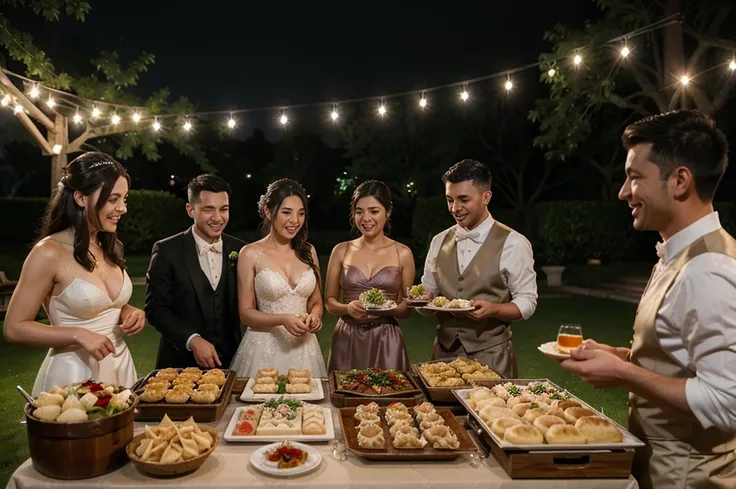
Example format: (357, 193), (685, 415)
(419, 159), (538, 378)
(560, 110), (736, 489)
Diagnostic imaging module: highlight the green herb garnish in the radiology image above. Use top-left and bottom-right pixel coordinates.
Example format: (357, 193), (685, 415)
(529, 383), (546, 395)
(263, 397), (301, 410)
(529, 402), (539, 409)
(277, 377), (287, 394)
(506, 385), (521, 397)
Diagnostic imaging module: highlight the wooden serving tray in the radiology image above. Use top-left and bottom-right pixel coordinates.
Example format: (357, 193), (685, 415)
(333, 370), (422, 398)
(411, 358), (505, 404)
(132, 369), (236, 423)
(328, 373), (425, 407)
(467, 416), (634, 479)
(339, 407), (476, 461)
(233, 377), (248, 395)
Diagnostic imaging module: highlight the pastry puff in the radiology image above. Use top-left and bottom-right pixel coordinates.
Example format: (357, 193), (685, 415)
(252, 383), (278, 393)
(357, 425), (385, 449)
(286, 383), (312, 394)
(257, 368), (279, 378)
(392, 433), (424, 449)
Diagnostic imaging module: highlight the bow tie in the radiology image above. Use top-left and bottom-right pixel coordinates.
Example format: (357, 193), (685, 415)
(655, 242), (664, 260)
(455, 228), (483, 243)
(198, 240), (222, 256)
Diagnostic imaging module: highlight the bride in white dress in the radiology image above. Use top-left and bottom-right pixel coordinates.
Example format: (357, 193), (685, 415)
(229, 179), (327, 378)
(3, 152), (145, 395)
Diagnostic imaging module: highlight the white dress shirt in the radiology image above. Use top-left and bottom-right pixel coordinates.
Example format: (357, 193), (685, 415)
(651, 212), (736, 431)
(421, 214), (538, 320)
(186, 226), (224, 351)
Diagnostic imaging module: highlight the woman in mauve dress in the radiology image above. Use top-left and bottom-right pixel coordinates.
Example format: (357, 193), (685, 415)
(324, 180), (414, 372)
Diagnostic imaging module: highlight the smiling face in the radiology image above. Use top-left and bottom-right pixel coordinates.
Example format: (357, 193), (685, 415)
(186, 190), (230, 242)
(618, 143), (674, 232)
(79, 176), (129, 233)
(268, 195), (305, 241)
(445, 180), (491, 230)
(354, 196), (389, 238)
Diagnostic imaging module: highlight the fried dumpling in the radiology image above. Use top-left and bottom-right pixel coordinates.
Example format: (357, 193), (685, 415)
(56, 407), (88, 423)
(255, 376), (276, 384)
(252, 383), (278, 393)
(33, 404), (61, 421)
(197, 383), (219, 392)
(286, 383), (311, 394)
(139, 388), (167, 403)
(33, 392), (65, 408)
(165, 390), (190, 404)
(190, 390), (217, 404)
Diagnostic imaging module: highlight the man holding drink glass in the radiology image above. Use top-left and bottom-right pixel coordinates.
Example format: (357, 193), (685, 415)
(560, 110), (736, 489)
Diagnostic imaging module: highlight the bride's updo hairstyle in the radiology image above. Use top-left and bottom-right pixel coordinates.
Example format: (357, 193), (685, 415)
(258, 178), (318, 278)
(38, 152), (129, 272)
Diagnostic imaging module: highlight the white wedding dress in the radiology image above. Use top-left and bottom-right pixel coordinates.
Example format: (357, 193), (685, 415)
(229, 267), (327, 378)
(32, 270), (138, 396)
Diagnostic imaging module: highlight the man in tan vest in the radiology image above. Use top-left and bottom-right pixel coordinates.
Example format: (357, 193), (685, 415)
(561, 110), (736, 489)
(420, 159), (538, 378)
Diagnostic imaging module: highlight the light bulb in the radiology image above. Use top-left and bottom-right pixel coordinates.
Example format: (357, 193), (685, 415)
(460, 90), (469, 101)
(378, 104), (386, 116)
(14, 104), (23, 114)
(574, 54), (582, 65)
(227, 118), (236, 128)
(132, 112), (141, 123)
(152, 120), (161, 131)
(681, 75), (690, 86)
(29, 86), (40, 99)
(279, 114), (288, 125)
(621, 46), (630, 58)
(46, 97), (56, 108)
(729, 60), (736, 71)
(246, 174), (252, 179)
(92, 107), (101, 118)
(330, 108), (339, 121)
(419, 97), (427, 108)
(73, 113), (83, 124)
(547, 68), (556, 77)
(183, 120), (192, 132)
(52, 144), (62, 155)
(1, 95), (10, 106)
(505, 79), (513, 91)
(111, 114), (121, 125)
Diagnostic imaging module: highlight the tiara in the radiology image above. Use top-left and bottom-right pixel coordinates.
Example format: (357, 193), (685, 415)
(89, 161), (115, 169)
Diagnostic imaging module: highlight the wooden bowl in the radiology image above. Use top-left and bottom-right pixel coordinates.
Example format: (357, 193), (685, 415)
(24, 395), (139, 480)
(126, 426), (218, 476)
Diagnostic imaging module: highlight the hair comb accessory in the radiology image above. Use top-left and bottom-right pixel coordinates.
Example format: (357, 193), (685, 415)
(88, 160), (115, 170)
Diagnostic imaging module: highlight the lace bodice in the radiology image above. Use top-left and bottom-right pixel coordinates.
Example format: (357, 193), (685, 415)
(253, 268), (316, 314)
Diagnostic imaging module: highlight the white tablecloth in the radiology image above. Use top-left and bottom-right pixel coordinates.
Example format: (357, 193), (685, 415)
(7, 381), (638, 489)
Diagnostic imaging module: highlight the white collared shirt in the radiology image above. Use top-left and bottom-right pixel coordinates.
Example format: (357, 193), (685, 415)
(421, 214), (538, 320)
(191, 225), (223, 290)
(186, 226), (224, 351)
(653, 212), (736, 430)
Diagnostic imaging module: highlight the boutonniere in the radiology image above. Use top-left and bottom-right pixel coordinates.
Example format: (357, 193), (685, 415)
(229, 251), (239, 267)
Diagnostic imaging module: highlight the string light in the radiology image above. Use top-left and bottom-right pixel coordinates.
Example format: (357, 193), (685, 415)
(111, 114), (121, 125)
(729, 59), (736, 71)
(377, 100), (387, 116)
(547, 67), (556, 77)
(14, 104), (23, 114)
(73, 112), (83, 124)
(132, 112), (141, 123)
(680, 75), (690, 86)
(279, 111), (288, 125)
(46, 97), (56, 108)
(620, 46), (630, 58)
(1, 94), (10, 106)
(573, 53), (583, 66)
(29, 85), (40, 99)
(52, 144), (62, 154)
(504, 76), (513, 91)
(460, 85), (469, 102)
(419, 92), (427, 109)
(183, 120), (193, 132)
(92, 106), (101, 119)
(227, 113), (236, 129)
(246, 173), (252, 179)
(330, 105), (339, 122)
(152, 118), (161, 132)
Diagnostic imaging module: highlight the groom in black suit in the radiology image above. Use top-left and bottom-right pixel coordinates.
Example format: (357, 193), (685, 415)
(145, 174), (246, 368)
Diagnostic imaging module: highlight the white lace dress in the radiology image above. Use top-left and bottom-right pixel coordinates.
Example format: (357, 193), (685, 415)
(229, 267), (327, 378)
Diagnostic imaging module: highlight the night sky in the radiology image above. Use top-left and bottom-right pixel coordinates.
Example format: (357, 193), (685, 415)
(7, 1), (600, 116)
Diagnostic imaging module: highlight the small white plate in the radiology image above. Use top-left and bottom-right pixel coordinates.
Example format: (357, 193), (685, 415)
(537, 341), (571, 360)
(363, 301), (397, 311)
(250, 441), (322, 477)
(224, 406), (335, 443)
(423, 305), (475, 313)
(240, 378), (325, 402)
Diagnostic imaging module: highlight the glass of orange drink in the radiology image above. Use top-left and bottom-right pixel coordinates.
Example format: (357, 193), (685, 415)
(556, 324), (583, 354)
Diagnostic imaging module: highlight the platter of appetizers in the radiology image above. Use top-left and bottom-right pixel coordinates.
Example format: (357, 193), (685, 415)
(250, 440), (322, 477)
(224, 397), (335, 442)
(412, 358), (503, 402)
(333, 368), (421, 397)
(359, 287), (397, 311)
(28, 380), (135, 423)
(240, 368), (324, 402)
(422, 296), (475, 313)
(405, 284), (432, 306)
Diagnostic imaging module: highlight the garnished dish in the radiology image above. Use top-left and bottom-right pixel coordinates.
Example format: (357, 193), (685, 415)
(359, 288), (397, 311)
(454, 381), (643, 449)
(136, 367), (226, 404)
(264, 440), (309, 469)
(417, 358), (501, 387)
(406, 284), (432, 306)
(335, 368), (418, 397)
(250, 368), (313, 395)
(425, 296), (474, 312)
(128, 414), (216, 465)
(30, 380), (134, 422)
(228, 397), (328, 438)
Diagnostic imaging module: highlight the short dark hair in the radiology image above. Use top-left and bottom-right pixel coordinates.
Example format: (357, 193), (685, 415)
(622, 110), (728, 202)
(187, 174), (231, 205)
(442, 159), (492, 190)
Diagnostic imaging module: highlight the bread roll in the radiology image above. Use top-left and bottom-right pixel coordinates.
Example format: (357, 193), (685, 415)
(479, 406), (519, 424)
(475, 397), (506, 411)
(564, 407), (597, 424)
(491, 416), (523, 438)
(523, 407), (548, 423)
(555, 399), (582, 410)
(512, 402), (531, 417)
(547, 407), (565, 419)
(574, 416), (623, 443)
(532, 415), (566, 435)
(503, 424), (544, 444)
(545, 424), (588, 444)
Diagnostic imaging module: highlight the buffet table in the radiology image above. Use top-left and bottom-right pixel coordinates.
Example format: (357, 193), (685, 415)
(7, 380), (639, 489)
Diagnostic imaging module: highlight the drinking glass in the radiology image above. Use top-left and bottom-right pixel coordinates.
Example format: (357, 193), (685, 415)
(557, 324), (583, 350)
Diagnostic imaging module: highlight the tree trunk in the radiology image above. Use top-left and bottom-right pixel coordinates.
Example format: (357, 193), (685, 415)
(50, 114), (69, 195)
(664, 0), (686, 108)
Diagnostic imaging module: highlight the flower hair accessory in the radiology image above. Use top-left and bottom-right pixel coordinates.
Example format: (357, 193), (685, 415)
(257, 194), (268, 218)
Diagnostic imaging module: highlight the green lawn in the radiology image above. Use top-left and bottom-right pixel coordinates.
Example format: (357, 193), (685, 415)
(0, 285), (637, 487)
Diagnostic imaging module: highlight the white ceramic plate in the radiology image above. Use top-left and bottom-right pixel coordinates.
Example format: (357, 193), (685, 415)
(363, 301), (397, 311)
(537, 341), (571, 360)
(250, 441), (322, 477)
(224, 406), (335, 443)
(240, 378), (325, 402)
(423, 305), (475, 313)
(452, 385), (645, 451)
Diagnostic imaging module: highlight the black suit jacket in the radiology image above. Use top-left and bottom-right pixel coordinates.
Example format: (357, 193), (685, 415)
(144, 228), (246, 368)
